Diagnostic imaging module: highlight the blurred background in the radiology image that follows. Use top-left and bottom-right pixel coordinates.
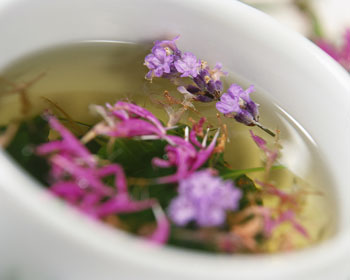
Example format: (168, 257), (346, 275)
(241, 0), (350, 72)
(242, 0), (349, 39)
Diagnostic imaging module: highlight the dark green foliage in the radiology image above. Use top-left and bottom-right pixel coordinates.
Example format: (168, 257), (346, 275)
(98, 138), (174, 178)
(3, 116), (50, 185)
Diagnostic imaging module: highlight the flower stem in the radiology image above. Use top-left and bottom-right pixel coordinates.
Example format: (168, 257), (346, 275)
(222, 165), (285, 179)
(253, 121), (276, 137)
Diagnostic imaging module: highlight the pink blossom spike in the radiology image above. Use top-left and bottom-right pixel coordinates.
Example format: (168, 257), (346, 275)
(249, 130), (278, 166)
(152, 158), (173, 168)
(113, 101), (166, 135)
(106, 119), (163, 138)
(96, 193), (155, 217)
(51, 155), (113, 196)
(51, 181), (84, 203)
(148, 205), (170, 244)
(36, 141), (64, 155)
(96, 164), (128, 194)
(42, 115), (95, 167)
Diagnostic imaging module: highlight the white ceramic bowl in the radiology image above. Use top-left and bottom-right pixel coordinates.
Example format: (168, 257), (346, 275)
(0, 0), (349, 279)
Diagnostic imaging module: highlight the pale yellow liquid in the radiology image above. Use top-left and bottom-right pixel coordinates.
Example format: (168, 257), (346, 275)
(0, 41), (336, 252)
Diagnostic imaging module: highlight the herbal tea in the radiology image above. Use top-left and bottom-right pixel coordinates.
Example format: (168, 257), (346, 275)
(0, 39), (335, 253)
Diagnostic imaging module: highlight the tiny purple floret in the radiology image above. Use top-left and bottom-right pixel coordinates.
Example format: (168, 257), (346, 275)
(174, 52), (201, 78)
(144, 47), (174, 79)
(216, 84), (259, 125)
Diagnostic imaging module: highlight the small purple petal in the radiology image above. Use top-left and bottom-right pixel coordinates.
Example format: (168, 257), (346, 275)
(217, 84), (259, 125)
(174, 52), (201, 77)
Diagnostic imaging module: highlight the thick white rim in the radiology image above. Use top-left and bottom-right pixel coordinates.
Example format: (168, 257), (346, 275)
(0, 0), (349, 279)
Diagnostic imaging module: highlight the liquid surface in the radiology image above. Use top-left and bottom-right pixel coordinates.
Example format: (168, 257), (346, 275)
(0, 41), (336, 251)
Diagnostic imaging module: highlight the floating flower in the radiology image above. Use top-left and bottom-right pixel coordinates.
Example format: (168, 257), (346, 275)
(216, 84), (259, 126)
(144, 47), (174, 79)
(188, 68), (224, 102)
(168, 169), (242, 227)
(249, 130), (278, 170)
(37, 116), (155, 218)
(152, 35), (180, 54)
(83, 101), (168, 143)
(174, 52), (201, 77)
(144, 36), (226, 102)
(152, 118), (220, 183)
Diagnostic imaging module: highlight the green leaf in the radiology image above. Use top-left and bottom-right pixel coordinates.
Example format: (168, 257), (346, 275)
(98, 138), (174, 178)
(221, 165), (285, 180)
(3, 116), (50, 185)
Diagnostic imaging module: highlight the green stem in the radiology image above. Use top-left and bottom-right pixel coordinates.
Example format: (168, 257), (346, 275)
(253, 121), (276, 137)
(222, 165), (285, 179)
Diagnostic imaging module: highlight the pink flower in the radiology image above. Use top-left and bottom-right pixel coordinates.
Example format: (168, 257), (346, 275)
(85, 101), (168, 142)
(37, 116), (155, 218)
(153, 118), (220, 183)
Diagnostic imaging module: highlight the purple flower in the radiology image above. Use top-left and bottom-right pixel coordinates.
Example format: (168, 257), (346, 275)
(210, 63), (228, 81)
(168, 170), (242, 227)
(152, 35), (180, 54)
(316, 29), (350, 71)
(174, 52), (201, 77)
(216, 84), (259, 125)
(185, 67), (224, 102)
(144, 47), (174, 79)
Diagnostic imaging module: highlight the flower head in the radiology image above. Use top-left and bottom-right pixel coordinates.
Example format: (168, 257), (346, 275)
(152, 35), (180, 54)
(216, 84), (259, 125)
(152, 119), (220, 183)
(144, 47), (174, 79)
(168, 169), (242, 227)
(83, 101), (168, 143)
(37, 115), (155, 218)
(174, 52), (201, 78)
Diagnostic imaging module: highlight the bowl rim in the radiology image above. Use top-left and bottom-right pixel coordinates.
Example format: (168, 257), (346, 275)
(0, 0), (349, 278)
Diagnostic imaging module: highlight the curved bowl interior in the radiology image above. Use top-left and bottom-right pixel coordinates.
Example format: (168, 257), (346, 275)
(0, 0), (349, 279)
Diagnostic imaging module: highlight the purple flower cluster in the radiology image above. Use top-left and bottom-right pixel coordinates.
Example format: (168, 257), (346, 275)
(168, 169), (242, 227)
(144, 36), (261, 127)
(216, 84), (259, 126)
(144, 37), (227, 102)
(152, 117), (219, 183)
(37, 115), (169, 244)
(316, 29), (350, 71)
(144, 36), (200, 80)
